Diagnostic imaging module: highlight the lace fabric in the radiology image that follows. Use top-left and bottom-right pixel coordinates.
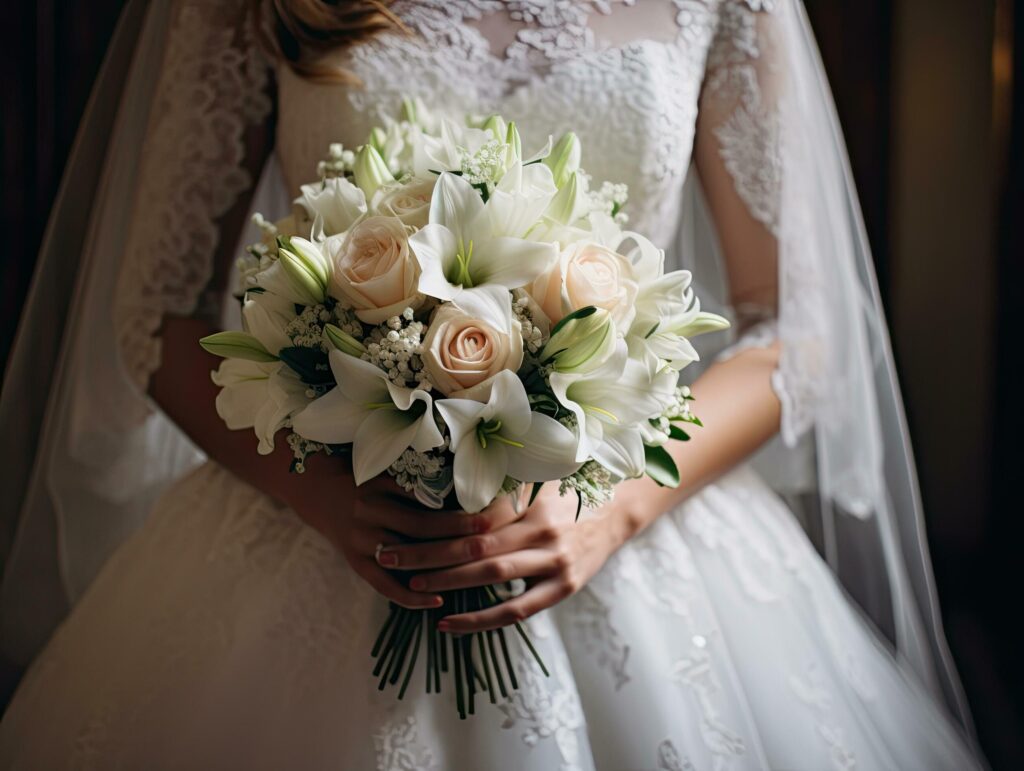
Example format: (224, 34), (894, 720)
(112, 0), (272, 392)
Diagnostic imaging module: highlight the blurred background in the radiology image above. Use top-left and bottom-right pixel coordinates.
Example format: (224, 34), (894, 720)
(1, 1), (1021, 766)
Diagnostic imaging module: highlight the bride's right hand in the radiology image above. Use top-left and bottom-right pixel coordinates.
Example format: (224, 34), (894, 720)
(280, 455), (519, 610)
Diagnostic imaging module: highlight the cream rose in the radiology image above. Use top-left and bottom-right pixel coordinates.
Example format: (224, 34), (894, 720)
(330, 216), (424, 323)
(528, 241), (638, 329)
(372, 178), (436, 228)
(422, 288), (524, 401)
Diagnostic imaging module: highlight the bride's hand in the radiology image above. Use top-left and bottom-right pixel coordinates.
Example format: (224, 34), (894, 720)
(281, 455), (524, 611)
(375, 485), (629, 632)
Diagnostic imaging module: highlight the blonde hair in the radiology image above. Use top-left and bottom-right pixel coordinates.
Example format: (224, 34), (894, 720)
(255, 0), (407, 83)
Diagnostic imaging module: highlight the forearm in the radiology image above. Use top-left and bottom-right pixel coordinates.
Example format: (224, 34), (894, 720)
(607, 341), (782, 544)
(148, 316), (348, 508)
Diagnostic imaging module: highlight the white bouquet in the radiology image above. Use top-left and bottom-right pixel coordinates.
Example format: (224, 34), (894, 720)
(201, 99), (728, 717)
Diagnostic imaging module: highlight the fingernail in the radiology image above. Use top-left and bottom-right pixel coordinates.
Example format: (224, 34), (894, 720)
(377, 550), (398, 567)
(437, 620), (451, 632)
(409, 576), (427, 591)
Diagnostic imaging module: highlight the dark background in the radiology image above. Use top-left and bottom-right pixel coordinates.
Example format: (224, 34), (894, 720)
(2, 1), (1022, 767)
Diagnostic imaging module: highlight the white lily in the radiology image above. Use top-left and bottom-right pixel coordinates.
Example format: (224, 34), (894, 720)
(622, 231), (729, 370)
(353, 144), (396, 200)
(436, 370), (581, 513)
(293, 176), (366, 236)
(290, 350), (443, 485)
(550, 344), (677, 477)
(241, 290), (294, 355)
(410, 171), (558, 301)
(257, 237), (332, 307)
(211, 359), (309, 455)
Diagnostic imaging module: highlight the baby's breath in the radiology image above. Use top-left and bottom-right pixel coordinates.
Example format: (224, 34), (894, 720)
(559, 461), (616, 510)
(362, 308), (428, 387)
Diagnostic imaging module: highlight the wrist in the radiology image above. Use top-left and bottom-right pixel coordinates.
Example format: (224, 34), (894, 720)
(605, 479), (660, 547)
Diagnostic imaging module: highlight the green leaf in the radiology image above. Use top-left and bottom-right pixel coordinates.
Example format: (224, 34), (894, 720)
(528, 482), (545, 507)
(688, 415), (704, 428)
(549, 305), (597, 338)
(279, 346), (334, 386)
(644, 322), (660, 339)
(668, 424), (690, 442)
(644, 444), (680, 488)
(574, 490), (583, 522)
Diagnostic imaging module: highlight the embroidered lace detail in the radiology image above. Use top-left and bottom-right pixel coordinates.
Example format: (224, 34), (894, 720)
(789, 666), (858, 771)
(564, 586), (631, 689)
(669, 641), (747, 768)
(657, 739), (697, 771)
(499, 650), (586, 771)
(373, 714), (439, 771)
(114, 0), (271, 392)
(704, 2), (782, 234)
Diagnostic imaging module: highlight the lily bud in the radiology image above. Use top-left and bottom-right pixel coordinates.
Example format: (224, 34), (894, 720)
(353, 144), (395, 200)
(546, 170), (582, 225)
(542, 307), (616, 374)
(368, 126), (388, 155)
(505, 121), (522, 165)
(483, 114), (508, 143)
(543, 132), (581, 188)
(278, 236), (330, 305)
(199, 331), (278, 362)
(676, 311), (731, 337)
(400, 96), (418, 124)
(323, 323), (366, 358)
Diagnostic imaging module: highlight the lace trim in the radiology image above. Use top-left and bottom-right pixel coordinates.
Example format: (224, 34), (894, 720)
(113, 0), (272, 392)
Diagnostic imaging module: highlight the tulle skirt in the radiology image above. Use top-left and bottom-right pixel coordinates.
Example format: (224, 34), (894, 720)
(0, 462), (981, 770)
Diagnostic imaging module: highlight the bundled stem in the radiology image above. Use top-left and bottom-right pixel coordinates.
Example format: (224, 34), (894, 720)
(369, 584), (547, 718)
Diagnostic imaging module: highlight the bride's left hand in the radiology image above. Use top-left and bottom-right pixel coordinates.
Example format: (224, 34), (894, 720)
(375, 485), (631, 633)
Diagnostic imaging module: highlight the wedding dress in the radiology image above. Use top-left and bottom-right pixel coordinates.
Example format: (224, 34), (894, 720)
(0, 1), (986, 769)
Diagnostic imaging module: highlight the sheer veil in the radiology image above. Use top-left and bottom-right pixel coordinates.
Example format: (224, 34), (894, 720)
(0, 0), (974, 736)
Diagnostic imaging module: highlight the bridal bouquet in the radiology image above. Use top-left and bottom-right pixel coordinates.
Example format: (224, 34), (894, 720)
(201, 99), (727, 717)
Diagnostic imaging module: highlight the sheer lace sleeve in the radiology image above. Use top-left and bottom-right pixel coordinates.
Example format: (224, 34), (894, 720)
(112, 0), (273, 392)
(694, 0), (818, 446)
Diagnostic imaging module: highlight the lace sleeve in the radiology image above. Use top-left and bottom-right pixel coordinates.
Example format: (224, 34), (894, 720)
(694, 0), (818, 445)
(112, 0), (273, 392)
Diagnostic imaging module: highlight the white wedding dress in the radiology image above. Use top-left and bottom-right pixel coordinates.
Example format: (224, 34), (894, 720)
(0, 1), (986, 769)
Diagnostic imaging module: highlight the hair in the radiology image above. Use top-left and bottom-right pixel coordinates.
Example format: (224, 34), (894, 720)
(254, 0), (407, 83)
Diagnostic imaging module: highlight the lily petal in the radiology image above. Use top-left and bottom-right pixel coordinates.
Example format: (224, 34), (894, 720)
(351, 407), (421, 485)
(410, 224), (460, 300)
(289, 386), (366, 445)
(328, 350), (390, 405)
(474, 238), (558, 290)
(452, 437), (508, 513)
(436, 397), (487, 453)
(505, 413), (581, 481)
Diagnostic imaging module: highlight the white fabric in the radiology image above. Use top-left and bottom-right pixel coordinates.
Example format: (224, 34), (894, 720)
(0, 0), (985, 767)
(0, 464), (981, 770)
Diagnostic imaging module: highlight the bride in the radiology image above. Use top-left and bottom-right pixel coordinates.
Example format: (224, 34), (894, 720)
(0, 0), (988, 768)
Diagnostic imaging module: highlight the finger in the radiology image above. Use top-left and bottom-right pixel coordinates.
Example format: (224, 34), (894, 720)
(437, 579), (570, 634)
(380, 516), (544, 570)
(355, 558), (444, 610)
(408, 549), (553, 592)
(343, 526), (408, 570)
(356, 495), (522, 540)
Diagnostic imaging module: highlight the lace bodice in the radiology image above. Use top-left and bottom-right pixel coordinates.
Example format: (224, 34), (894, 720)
(277, 0), (778, 253)
(115, 0), (787, 423)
